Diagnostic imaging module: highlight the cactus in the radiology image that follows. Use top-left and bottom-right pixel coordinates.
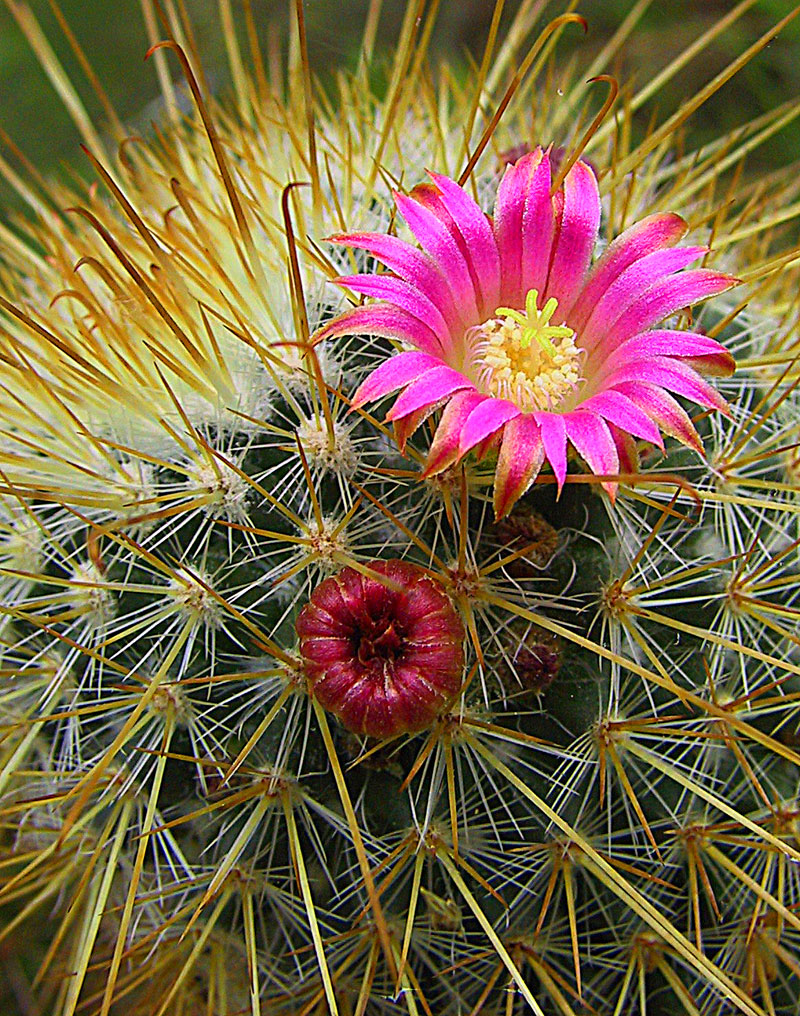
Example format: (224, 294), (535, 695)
(1, 3), (800, 1014)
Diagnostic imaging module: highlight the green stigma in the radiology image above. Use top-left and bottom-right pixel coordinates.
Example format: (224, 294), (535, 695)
(495, 289), (574, 357)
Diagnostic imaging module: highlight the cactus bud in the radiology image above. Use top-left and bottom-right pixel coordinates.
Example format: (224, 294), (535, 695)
(296, 559), (465, 738)
(499, 623), (561, 699)
(492, 504), (560, 578)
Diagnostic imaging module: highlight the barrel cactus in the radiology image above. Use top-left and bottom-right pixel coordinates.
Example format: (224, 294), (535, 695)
(1, 3), (800, 1015)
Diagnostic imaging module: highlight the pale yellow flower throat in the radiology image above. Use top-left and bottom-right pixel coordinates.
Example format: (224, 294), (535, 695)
(469, 289), (582, 412)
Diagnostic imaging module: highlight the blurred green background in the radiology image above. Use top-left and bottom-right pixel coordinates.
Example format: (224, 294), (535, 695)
(0, 1), (798, 220)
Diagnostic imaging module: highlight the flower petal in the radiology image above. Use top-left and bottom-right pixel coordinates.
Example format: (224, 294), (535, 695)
(599, 329), (736, 378)
(493, 414), (544, 519)
(546, 160), (601, 310)
(328, 232), (463, 330)
(386, 365), (474, 421)
(568, 212), (688, 325)
(494, 150), (544, 307)
(335, 274), (451, 345)
(612, 381), (703, 452)
(578, 390), (664, 448)
(394, 404), (437, 452)
(474, 429), (503, 463)
(608, 421), (640, 475)
(588, 269), (736, 356)
(395, 190), (480, 321)
(315, 304), (444, 357)
(351, 351), (443, 409)
(428, 171), (501, 315)
(563, 410), (620, 498)
(521, 151), (554, 298)
(459, 398), (521, 457)
(603, 356), (730, 414)
(424, 391), (487, 475)
(534, 411), (568, 492)
(579, 247), (709, 355)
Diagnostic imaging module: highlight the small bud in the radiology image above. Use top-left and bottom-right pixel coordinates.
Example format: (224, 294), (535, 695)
(499, 623), (561, 699)
(492, 504), (559, 579)
(296, 559), (465, 739)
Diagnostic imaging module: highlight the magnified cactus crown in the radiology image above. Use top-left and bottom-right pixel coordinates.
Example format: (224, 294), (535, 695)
(2, 3), (800, 1015)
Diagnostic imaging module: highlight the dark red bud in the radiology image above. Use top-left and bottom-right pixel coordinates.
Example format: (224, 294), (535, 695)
(296, 560), (465, 739)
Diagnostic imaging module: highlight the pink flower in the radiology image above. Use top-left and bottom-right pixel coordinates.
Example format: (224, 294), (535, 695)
(296, 560), (465, 739)
(319, 148), (736, 517)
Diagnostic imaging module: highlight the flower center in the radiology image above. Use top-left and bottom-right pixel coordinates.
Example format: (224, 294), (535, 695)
(356, 617), (405, 669)
(468, 289), (582, 412)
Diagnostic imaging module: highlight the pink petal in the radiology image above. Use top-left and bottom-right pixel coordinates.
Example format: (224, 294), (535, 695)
(579, 247), (709, 354)
(521, 152), (555, 299)
(315, 304), (444, 358)
(608, 422), (640, 475)
(394, 404), (436, 452)
(329, 232), (463, 330)
(424, 391), (487, 475)
(350, 351), (443, 409)
(568, 213), (688, 325)
(494, 151), (544, 307)
(612, 381), (703, 452)
(493, 414), (544, 519)
(588, 269), (736, 357)
(534, 411), (568, 492)
(458, 398), (521, 456)
(578, 391), (663, 448)
(603, 357), (730, 414)
(684, 349), (737, 378)
(563, 410), (620, 498)
(599, 330), (735, 379)
(335, 274), (451, 346)
(395, 190), (480, 322)
(386, 365), (474, 421)
(546, 160), (601, 310)
(427, 171), (501, 316)
(411, 183), (484, 318)
(474, 429), (502, 462)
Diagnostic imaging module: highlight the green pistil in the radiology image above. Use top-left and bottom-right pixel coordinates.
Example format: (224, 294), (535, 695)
(495, 289), (573, 358)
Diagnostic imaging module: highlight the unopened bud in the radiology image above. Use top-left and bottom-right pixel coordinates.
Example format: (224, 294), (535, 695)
(296, 560), (465, 738)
